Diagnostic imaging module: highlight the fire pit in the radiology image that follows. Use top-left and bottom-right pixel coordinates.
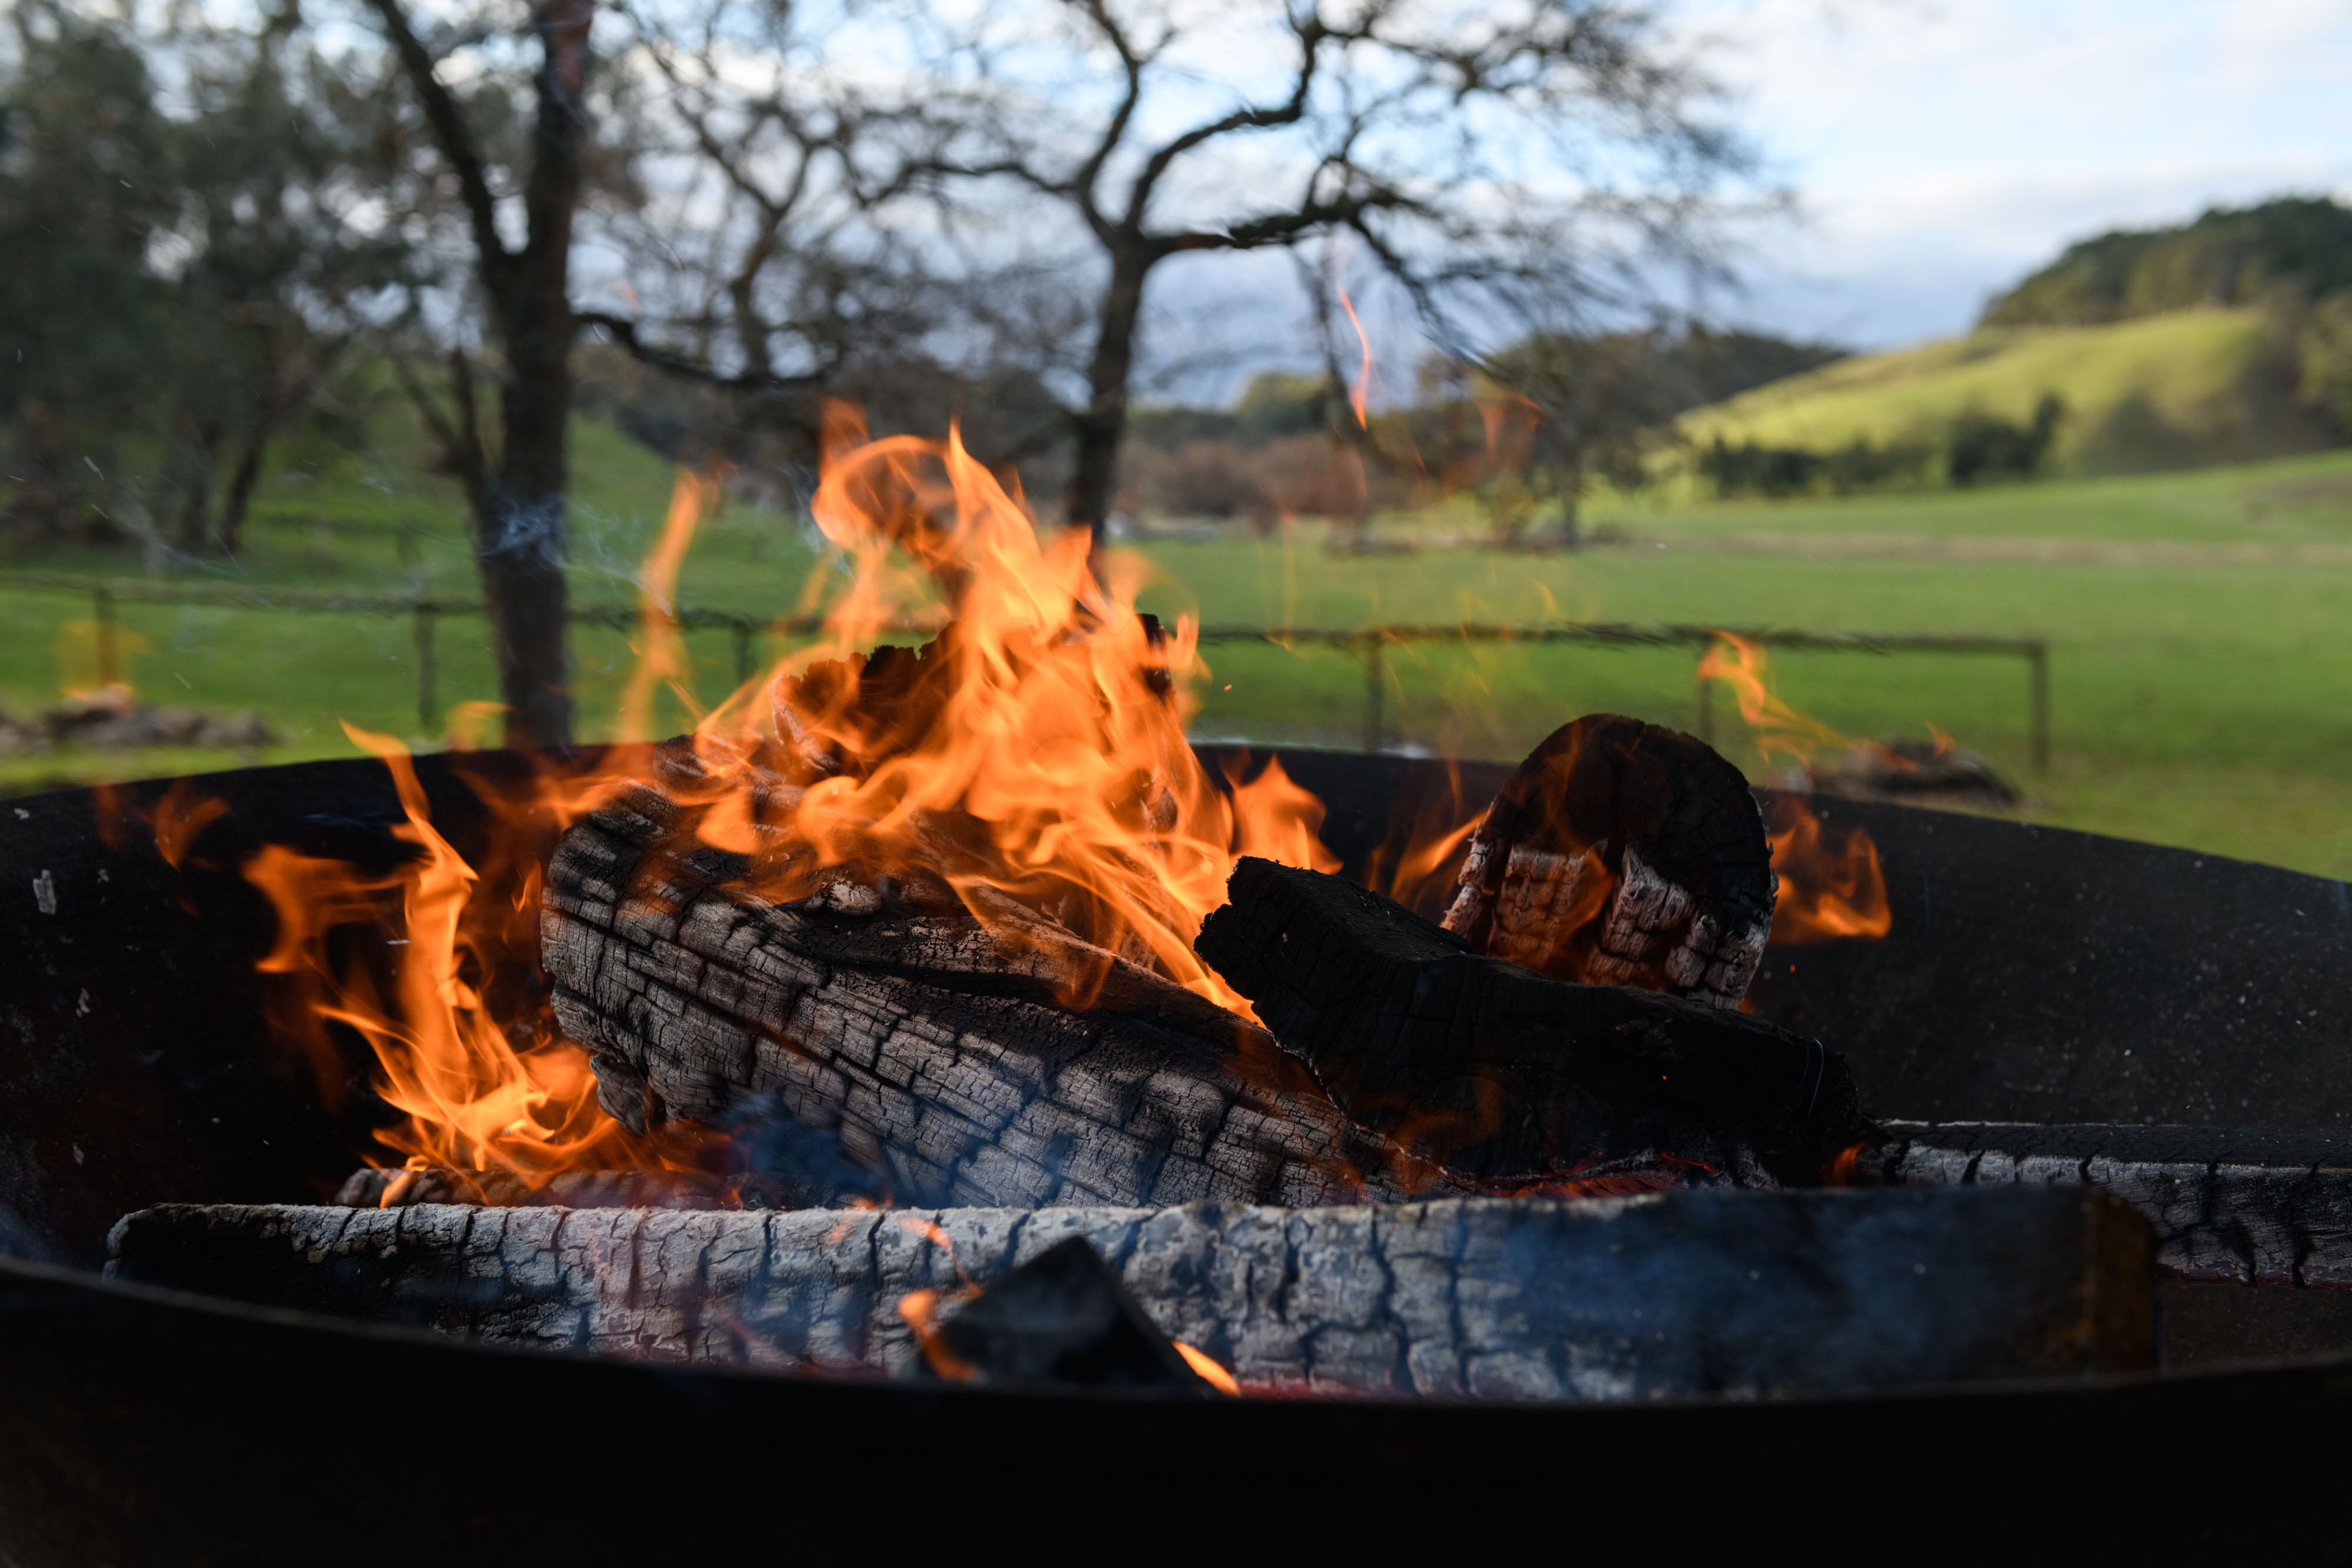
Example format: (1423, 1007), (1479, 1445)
(8, 740), (2352, 1561)
(9, 440), (2352, 1559)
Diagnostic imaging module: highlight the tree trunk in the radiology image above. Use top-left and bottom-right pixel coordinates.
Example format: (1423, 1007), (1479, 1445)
(174, 417), (221, 553)
(1555, 474), (1582, 549)
(215, 414), (275, 558)
(471, 0), (591, 753)
(1069, 249), (1151, 551)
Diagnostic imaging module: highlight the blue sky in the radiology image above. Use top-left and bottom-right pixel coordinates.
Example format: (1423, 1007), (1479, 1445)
(1700, 0), (2352, 345)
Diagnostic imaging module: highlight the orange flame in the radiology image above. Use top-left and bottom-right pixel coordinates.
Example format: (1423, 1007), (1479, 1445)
(224, 407), (1346, 1182)
(896, 1288), (977, 1381)
(1699, 631), (1930, 786)
(1362, 758), (1489, 919)
(1766, 796), (1892, 944)
(1175, 1340), (1241, 1394)
(1695, 633), (1850, 771)
(616, 467), (724, 743)
(1339, 288), (1372, 428)
(672, 404), (1338, 1016)
(240, 724), (646, 1177)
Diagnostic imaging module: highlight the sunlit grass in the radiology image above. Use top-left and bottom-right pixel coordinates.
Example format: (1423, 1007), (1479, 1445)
(5, 416), (2351, 880)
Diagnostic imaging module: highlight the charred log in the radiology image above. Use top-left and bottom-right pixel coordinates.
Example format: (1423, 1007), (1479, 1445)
(541, 769), (1841, 1202)
(1196, 857), (1876, 1187)
(106, 1186), (2155, 1398)
(334, 1167), (783, 1211)
(541, 783), (1417, 1209)
(1440, 715), (1776, 1009)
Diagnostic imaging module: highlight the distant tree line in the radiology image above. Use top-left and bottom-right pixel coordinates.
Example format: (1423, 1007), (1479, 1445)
(1981, 196), (2352, 439)
(1121, 326), (1844, 537)
(1696, 393), (2066, 499)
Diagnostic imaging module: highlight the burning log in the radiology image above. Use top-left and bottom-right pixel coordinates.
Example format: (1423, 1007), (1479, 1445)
(1197, 856), (1876, 1187)
(541, 780), (1416, 1208)
(541, 761), (1870, 1202)
(105, 1186), (2155, 1399)
(1439, 715), (1777, 1009)
(1869, 1122), (2352, 1287)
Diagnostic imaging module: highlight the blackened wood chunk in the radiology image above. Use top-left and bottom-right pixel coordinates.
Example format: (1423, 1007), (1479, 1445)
(1197, 857), (1874, 1186)
(1441, 715), (1774, 1008)
(912, 1236), (1212, 1392)
(771, 634), (957, 784)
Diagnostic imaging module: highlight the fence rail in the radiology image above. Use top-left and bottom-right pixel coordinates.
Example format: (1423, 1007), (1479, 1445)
(0, 572), (2050, 768)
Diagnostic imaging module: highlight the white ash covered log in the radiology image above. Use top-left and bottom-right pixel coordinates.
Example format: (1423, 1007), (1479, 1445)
(106, 1186), (2154, 1399)
(1440, 715), (1777, 1009)
(1197, 857), (1876, 1187)
(1868, 1122), (2352, 1287)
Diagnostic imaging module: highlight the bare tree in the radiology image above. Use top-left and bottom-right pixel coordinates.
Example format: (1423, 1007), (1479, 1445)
(578, 0), (1092, 490)
(366, 0), (609, 749)
(930, 0), (1754, 548)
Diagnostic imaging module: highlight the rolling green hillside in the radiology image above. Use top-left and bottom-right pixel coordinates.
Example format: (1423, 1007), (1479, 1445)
(1676, 308), (2336, 477)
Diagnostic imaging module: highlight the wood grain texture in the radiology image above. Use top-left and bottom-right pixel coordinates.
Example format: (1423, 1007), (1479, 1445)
(541, 784), (1417, 1209)
(106, 1186), (2153, 1398)
(1874, 1122), (2352, 1287)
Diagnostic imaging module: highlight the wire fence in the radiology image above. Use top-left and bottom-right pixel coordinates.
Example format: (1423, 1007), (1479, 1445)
(0, 571), (2051, 767)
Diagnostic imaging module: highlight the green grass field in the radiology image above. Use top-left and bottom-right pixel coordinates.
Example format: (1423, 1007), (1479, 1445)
(7, 417), (2352, 881)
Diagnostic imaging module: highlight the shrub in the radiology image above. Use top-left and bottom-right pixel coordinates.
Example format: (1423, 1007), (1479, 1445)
(1947, 394), (2064, 486)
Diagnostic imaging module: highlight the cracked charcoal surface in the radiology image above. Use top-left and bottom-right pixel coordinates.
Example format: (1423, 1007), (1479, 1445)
(1200, 856), (1876, 1187)
(1441, 715), (1775, 1010)
(1873, 1122), (2352, 1286)
(541, 784), (1417, 1210)
(106, 1186), (2151, 1397)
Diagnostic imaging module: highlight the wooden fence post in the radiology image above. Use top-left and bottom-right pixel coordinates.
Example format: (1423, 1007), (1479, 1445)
(94, 586), (119, 690)
(2028, 640), (2050, 772)
(413, 605), (436, 733)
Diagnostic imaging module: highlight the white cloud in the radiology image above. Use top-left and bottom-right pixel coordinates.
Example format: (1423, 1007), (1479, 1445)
(1677, 0), (2352, 343)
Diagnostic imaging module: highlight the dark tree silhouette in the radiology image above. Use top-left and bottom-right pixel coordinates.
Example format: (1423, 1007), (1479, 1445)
(368, 0), (598, 749)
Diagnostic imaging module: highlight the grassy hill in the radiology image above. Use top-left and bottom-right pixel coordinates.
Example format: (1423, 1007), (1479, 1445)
(1676, 308), (2337, 478)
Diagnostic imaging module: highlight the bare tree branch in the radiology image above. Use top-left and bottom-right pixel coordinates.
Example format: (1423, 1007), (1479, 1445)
(362, 0), (511, 292)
